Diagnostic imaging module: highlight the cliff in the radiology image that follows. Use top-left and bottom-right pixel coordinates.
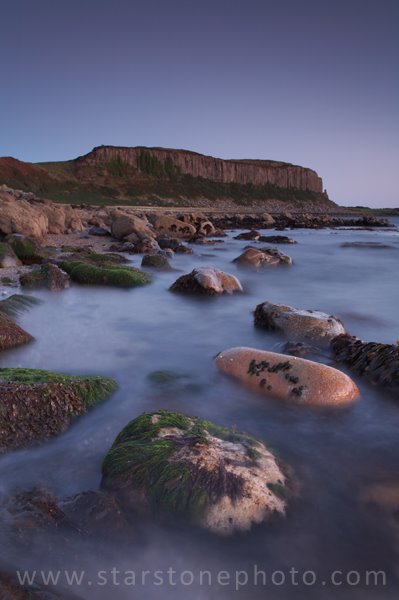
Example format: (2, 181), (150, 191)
(76, 145), (323, 193)
(0, 146), (332, 208)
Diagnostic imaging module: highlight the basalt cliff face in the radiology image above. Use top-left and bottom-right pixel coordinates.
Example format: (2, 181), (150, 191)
(0, 145), (332, 209)
(76, 146), (323, 193)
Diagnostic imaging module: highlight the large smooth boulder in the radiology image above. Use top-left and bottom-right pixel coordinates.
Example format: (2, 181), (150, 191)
(255, 301), (346, 346)
(233, 247), (292, 268)
(0, 368), (117, 453)
(170, 267), (243, 295)
(215, 347), (359, 406)
(331, 334), (399, 394)
(153, 215), (196, 239)
(101, 410), (291, 535)
(20, 264), (70, 291)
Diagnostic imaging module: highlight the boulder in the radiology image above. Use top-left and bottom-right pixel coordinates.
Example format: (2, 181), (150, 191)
(5, 234), (46, 265)
(233, 247), (292, 268)
(101, 410), (291, 535)
(215, 347), (359, 406)
(20, 264), (70, 291)
(110, 214), (154, 240)
(88, 226), (111, 237)
(153, 215), (196, 239)
(0, 313), (33, 352)
(255, 301), (346, 346)
(331, 334), (399, 394)
(170, 267), (243, 295)
(0, 242), (21, 268)
(0, 188), (48, 242)
(141, 253), (172, 270)
(0, 368), (117, 453)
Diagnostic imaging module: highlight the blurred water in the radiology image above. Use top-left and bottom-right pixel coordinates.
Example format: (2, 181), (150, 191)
(0, 219), (399, 599)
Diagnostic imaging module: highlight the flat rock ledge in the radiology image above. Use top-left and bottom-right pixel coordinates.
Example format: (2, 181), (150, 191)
(101, 410), (291, 536)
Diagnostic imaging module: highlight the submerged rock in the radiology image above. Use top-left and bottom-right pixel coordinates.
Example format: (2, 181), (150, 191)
(0, 294), (40, 318)
(0, 313), (33, 352)
(20, 264), (70, 291)
(0, 368), (117, 453)
(340, 241), (395, 249)
(331, 334), (399, 394)
(234, 230), (260, 241)
(215, 347), (359, 406)
(141, 253), (172, 270)
(258, 235), (297, 244)
(101, 410), (291, 535)
(170, 267), (243, 295)
(233, 247), (292, 268)
(0, 569), (82, 600)
(254, 301), (345, 346)
(59, 260), (151, 288)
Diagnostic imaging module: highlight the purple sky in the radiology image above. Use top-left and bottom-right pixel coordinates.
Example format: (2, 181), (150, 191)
(1, 0), (398, 207)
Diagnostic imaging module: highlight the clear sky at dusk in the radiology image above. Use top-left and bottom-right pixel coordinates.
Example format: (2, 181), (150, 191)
(1, 0), (398, 207)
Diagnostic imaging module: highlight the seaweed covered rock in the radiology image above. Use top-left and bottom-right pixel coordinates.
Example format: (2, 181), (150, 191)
(233, 247), (292, 269)
(60, 260), (151, 288)
(141, 253), (172, 270)
(0, 242), (21, 268)
(0, 313), (33, 352)
(215, 347), (359, 406)
(331, 334), (399, 393)
(5, 234), (46, 265)
(254, 301), (345, 347)
(101, 410), (291, 535)
(170, 267), (243, 295)
(20, 264), (70, 291)
(0, 368), (117, 452)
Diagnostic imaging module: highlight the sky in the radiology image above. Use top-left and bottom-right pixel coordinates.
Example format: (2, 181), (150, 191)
(0, 0), (398, 207)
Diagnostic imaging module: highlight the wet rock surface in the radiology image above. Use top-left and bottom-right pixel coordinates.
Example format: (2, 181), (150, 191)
(170, 267), (243, 295)
(101, 410), (292, 535)
(215, 347), (359, 406)
(233, 247), (292, 269)
(20, 264), (70, 291)
(255, 301), (346, 346)
(0, 369), (117, 453)
(331, 334), (399, 393)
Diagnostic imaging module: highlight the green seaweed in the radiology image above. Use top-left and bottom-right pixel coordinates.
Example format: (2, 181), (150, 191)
(102, 410), (263, 519)
(0, 368), (117, 406)
(0, 294), (40, 317)
(60, 260), (151, 288)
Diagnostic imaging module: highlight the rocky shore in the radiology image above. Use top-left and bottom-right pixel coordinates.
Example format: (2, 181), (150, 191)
(0, 182), (398, 597)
